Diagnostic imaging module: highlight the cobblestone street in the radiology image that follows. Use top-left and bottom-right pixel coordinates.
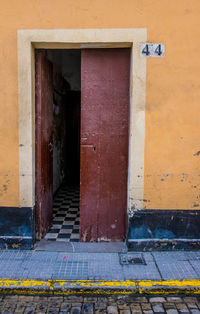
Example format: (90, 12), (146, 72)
(0, 294), (200, 314)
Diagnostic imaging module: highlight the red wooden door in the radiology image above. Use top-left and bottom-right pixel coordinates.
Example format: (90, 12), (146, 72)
(80, 48), (130, 242)
(35, 52), (53, 240)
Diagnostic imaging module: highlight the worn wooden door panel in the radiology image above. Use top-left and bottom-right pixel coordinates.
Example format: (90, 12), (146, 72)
(35, 51), (53, 240)
(80, 48), (130, 242)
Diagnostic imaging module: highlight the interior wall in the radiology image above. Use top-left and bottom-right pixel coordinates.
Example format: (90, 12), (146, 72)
(46, 50), (81, 193)
(46, 50), (81, 91)
(52, 62), (66, 194)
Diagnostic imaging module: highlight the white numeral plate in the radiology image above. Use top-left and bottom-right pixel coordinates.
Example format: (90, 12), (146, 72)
(140, 43), (165, 57)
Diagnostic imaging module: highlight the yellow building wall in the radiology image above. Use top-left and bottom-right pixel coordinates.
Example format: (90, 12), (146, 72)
(0, 0), (200, 209)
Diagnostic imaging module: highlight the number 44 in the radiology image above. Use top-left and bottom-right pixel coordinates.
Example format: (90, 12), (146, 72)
(141, 43), (164, 57)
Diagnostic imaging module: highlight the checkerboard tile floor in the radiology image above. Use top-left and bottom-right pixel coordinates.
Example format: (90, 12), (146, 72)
(44, 185), (80, 242)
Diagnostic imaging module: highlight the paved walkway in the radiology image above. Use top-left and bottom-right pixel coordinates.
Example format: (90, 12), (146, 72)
(0, 294), (200, 313)
(0, 250), (200, 281)
(0, 250), (199, 294)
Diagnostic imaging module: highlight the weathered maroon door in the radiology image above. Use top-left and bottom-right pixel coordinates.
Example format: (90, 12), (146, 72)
(80, 48), (130, 242)
(35, 52), (53, 240)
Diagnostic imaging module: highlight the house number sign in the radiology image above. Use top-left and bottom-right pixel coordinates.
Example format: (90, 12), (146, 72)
(140, 43), (165, 57)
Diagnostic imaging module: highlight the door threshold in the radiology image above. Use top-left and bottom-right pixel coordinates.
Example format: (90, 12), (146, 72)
(34, 239), (127, 253)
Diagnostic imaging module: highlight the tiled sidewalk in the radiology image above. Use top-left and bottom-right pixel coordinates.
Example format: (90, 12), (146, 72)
(0, 250), (199, 281)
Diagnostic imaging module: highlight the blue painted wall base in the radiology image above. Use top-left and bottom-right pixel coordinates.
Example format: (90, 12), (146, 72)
(128, 210), (200, 251)
(0, 207), (35, 249)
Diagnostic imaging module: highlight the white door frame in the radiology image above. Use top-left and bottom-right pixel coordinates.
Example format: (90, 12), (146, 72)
(18, 28), (147, 220)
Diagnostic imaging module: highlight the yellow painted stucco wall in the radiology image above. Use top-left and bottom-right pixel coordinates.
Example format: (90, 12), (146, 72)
(0, 0), (200, 210)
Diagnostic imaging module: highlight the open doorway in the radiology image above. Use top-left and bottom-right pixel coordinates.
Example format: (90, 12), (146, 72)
(45, 49), (81, 242)
(35, 47), (130, 245)
(36, 49), (81, 242)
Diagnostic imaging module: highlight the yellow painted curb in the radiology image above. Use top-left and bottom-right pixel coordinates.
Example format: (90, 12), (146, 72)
(0, 279), (200, 295)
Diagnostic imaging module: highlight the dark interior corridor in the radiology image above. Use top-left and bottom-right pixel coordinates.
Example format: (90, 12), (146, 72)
(43, 49), (81, 242)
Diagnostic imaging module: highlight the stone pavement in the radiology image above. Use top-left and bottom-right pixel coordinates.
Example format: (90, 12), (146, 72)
(0, 294), (200, 313)
(0, 250), (199, 293)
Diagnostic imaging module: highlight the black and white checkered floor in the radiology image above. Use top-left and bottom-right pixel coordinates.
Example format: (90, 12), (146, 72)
(45, 185), (80, 242)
